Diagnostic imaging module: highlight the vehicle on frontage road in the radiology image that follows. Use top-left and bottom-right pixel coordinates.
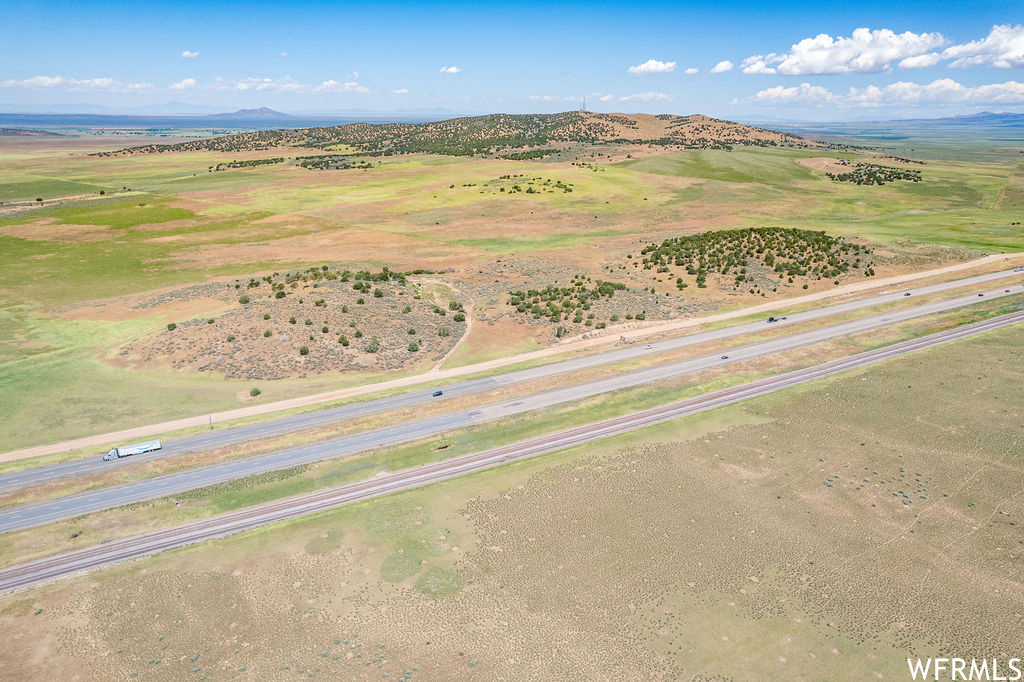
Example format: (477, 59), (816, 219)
(102, 440), (162, 461)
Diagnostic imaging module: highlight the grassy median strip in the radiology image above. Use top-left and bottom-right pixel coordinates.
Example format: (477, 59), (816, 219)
(0, 297), (1020, 568)
(3, 290), (1020, 508)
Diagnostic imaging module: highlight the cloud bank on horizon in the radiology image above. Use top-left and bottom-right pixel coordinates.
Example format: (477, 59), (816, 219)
(1, 1), (1022, 120)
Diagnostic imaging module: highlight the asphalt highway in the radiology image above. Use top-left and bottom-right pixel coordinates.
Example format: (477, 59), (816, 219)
(1, 282), (1021, 534)
(2, 267), (1021, 495)
(1, 309), (1020, 593)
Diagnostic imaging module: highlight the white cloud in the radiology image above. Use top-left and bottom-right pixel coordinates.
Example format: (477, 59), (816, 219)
(0, 75), (152, 92)
(741, 55), (779, 74)
(898, 53), (943, 69)
(628, 59), (676, 74)
(313, 79), (369, 94)
(169, 78), (197, 91)
(684, 67), (699, 74)
(742, 28), (947, 76)
(749, 78), (1024, 107)
(280, 52), (288, 57)
(2, 73), (385, 97)
(181, 50), (199, 59)
(439, 66), (460, 74)
(751, 82), (837, 104)
(225, 76), (302, 93)
(206, 76), (367, 94)
(618, 91), (671, 102)
(847, 78), (1024, 105)
(710, 60), (734, 74)
(943, 24), (1024, 69)
(1, 75), (67, 88)
(392, 88), (410, 94)
(529, 94), (574, 101)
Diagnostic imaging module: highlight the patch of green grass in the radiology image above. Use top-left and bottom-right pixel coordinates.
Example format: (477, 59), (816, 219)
(414, 567), (461, 596)
(448, 228), (626, 253)
(0, 178), (105, 202)
(380, 552), (422, 582)
(620, 147), (817, 185)
(0, 314), (247, 452)
(50, 197), (194, 228)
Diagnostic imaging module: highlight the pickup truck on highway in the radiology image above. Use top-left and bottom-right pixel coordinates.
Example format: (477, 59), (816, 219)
(102, 440), (162, 461)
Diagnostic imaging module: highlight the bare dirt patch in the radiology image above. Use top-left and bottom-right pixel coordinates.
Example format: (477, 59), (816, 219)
(0, 217), (121, 242)
(797, 157), (853, 175)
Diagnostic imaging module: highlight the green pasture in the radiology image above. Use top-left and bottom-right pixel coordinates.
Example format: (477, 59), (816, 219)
(1, 134), (1022, 451)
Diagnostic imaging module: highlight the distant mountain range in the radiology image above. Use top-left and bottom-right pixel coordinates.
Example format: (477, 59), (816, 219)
(749, 111), (1024, 127)
(0, 127), (63, 137)
(918, 111), (1024, 126)
(210, 107), (291, 119)
(0, 106), (457, 129)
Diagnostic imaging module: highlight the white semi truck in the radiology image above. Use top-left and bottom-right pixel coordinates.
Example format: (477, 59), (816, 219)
(102, 439), (162, 461)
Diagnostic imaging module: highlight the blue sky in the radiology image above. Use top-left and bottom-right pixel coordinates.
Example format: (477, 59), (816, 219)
(2, 0), (1023, 119)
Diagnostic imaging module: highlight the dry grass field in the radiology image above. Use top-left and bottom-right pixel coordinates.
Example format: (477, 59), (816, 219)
(1, 322), (1020, 680)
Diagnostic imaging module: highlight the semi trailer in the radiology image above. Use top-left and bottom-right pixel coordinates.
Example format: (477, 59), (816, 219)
(102, 440), (162, 461)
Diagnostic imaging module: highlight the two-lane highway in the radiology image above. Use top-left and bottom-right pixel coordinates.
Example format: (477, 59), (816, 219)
(2, 268), (1021, 494)
(0, 282), (1020, 533)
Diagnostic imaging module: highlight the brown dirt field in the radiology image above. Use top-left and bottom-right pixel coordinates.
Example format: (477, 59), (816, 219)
(0, 218), (121, 242)
(250, 212), (306, 224)
(69, 297), (233, 324)
(169, 225), (487, 271)
(796, 157), (851, 175)
(54, 279), (240, 322)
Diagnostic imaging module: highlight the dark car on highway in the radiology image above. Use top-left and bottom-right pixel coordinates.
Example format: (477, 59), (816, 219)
(432, 390), (444, 397)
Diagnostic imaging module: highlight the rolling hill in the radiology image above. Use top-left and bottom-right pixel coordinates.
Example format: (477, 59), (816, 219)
(114, 111), (816, 157)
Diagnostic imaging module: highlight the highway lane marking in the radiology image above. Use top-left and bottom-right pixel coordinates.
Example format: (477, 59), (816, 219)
(9, 286), (1024, 524)
(8, 307), (997, 589)
(3, 282), (1022, 507)
(5, 267), (1020, 472)
(2, 308), (1020, 545)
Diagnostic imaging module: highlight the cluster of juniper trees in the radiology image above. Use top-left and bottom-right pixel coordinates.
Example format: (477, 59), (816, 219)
(638, 227), (875, 291)
(826, 162), (922, 186)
